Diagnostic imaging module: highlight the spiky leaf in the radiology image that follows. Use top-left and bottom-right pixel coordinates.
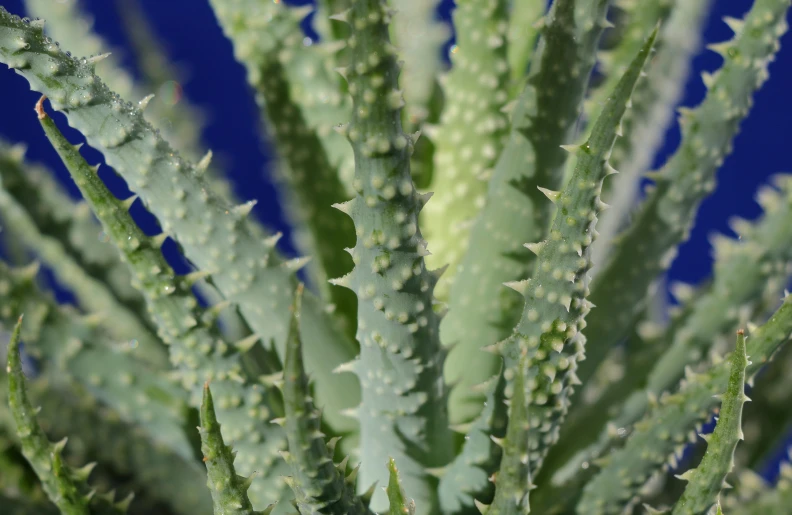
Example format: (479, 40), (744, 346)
(7, 317), (129, 515)
(576, 0), (791, 389)
(199, 383), (260, 515)
(0, 6), (360, 435)
(672, 330), (749, 515)
(422, 0), (510, 299)
(485, 26), (657, 515)
(578, 294), (792, 513)
(442, 0), (613, 425)
(387, 458), (416, 515)
(36, 100), (288, 508)
(280, 285), (372, 515)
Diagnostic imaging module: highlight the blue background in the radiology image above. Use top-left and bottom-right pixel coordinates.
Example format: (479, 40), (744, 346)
(1, 0), (791, 479)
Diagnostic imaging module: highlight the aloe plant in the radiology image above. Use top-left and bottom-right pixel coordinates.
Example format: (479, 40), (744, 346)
(0, 1), (790, 514)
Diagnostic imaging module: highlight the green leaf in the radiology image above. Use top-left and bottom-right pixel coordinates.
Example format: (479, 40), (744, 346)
(442, 0), (613, 426)
(391, 0), (449, 129)
(672, 330), (749, 515)
(578, 294), (792, 513)
(330, 0), (455, 509)
(114, 0), (208, 157)
(199, 383), (261, 515)
(734, 459), (792, 514)
(387, 458), (416, 515)
(507, 0), (547, 84)
(0, 492), (57, 515)
(36, 100), (288, 509)
(0, 139), (146, 319)
(0, 260), (194, 462)
(7, 317), (129, 515)
(26, 0), (208, 167)
(208, 0), (358, 335)
(0, 163), (167, 369)
(24, 0), (274, 342)
(576, 0), (792, 391)
(421, 0), (511, 300)
(591, 0), (712, 267)
(280, 285), (372, 515)
(485, 25), (658, 515)
(552, 174), (792, 487)
(437, 369), (507, 513)
(0, 5), (360, 435)
(14, 372), (210, 515)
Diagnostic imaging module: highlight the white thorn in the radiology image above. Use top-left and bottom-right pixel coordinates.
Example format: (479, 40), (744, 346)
(138, 94), (155, 111)
(419, 191), (434, 207)
(264, 232), (283, 248)
(332, 200), (354, 215)
(333, 361), (357, 374)
(723, 16), (745, 35)
(151, 233), (168, 248)
(86, 52), (111, 65)
(196, 150), (213, 173)
(329, 273), (353, 289)
(183, 269), (211, 285)
(321, 40), (346, 55)
(329, 9), (350, 23)
(283, 256), (312, 272)
(701, 71), (716, 89)
(121, 195), (138, 210)
(503, 280), (529, 295)
(537, 186), (561, 203)
(334, 67), (349, 81)
(232, 200), (257, 217)
(234, 334), (260, 353)
(524, 241), (546, 256)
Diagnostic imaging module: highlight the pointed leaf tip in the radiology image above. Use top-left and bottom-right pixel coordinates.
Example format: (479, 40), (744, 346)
(504, 280), (530, 296)
(332, 200), (354, 215)
(234, 334), (260, 353)
(196, 150), (213, 172)
(524, 241), (546, 256)
(723, 16), (745, 35)
(138, 94), (155, 111)
(387, 457), (415, 514)
(537, 186), (561, 203)
(263, 232), (283, 248)
(283, 256), (312, 272)
(329, 9), (350, 23)
(34, 95), (48, 119)
(231, 200), (257, 217)
(86, 52), (111, 65)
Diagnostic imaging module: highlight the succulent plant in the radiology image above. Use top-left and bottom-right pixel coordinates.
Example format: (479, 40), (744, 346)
(0, 0), (790, 514)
